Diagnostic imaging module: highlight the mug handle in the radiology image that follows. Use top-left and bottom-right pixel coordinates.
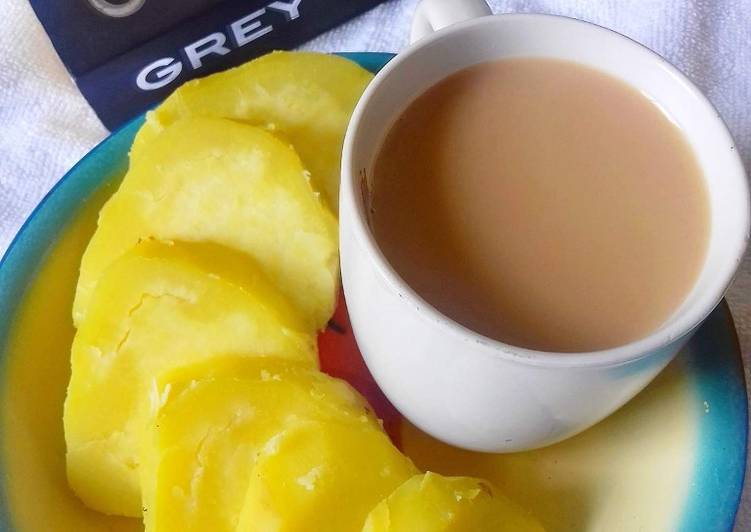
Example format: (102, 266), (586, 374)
(410, 0), (492, 43)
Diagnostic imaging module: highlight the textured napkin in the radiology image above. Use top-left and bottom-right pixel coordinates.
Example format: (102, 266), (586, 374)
(1, 0), (750, 529)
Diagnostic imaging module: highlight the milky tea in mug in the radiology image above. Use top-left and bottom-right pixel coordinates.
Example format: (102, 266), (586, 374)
(371, 58), (710, 353)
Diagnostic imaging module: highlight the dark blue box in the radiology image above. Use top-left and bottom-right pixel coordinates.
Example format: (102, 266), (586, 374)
(29, 0), (385, 129)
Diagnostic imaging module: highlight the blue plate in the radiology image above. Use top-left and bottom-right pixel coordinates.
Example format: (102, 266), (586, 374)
(0, 52), (746, 532)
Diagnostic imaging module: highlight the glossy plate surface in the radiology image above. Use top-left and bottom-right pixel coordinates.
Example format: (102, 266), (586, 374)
(0, 52), (745, 532)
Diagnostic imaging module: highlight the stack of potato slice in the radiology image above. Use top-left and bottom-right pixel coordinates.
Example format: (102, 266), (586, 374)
(141, 359), (417, 532)
(64, 51), (543, 531)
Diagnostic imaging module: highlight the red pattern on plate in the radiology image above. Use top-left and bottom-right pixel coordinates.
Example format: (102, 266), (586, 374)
(318, 293), (402, 447)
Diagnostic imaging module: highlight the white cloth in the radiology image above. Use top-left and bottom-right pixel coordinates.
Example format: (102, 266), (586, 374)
(1, 0), (750, 528)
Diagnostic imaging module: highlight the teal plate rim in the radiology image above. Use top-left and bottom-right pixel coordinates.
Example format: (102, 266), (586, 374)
(0, 52), (746, 532)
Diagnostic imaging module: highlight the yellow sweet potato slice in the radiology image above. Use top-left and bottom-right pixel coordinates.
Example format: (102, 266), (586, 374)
(362, 472), (545, 532)
(64, 240), (317, 517)
(237, 420), (417, 532)
(131, 51), (373, 211)
(73, 117), (338, 331)
(140, 361), (382, 532)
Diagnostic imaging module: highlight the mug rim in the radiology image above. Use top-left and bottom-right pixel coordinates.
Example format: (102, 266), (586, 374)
(341, 12), (750, 369)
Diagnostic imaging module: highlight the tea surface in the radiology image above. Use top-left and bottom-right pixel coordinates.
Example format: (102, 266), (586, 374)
(372, 58), (709, 352)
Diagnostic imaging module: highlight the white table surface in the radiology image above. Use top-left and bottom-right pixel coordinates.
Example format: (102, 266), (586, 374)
(1, 0), (749, 530)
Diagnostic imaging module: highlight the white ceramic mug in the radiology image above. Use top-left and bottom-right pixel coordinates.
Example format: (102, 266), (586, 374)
(340, 0), (750, 452)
